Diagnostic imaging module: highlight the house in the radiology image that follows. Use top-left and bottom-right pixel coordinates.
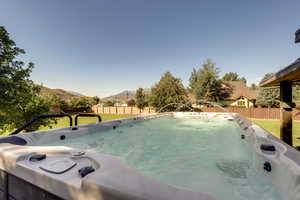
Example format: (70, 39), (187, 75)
(223, 81), (259, 108)
(114, 102), (128, 107)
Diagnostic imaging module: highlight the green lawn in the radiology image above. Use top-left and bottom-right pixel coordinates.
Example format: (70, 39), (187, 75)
(250, 119), (300, 147)
(39, 114), (136, 131)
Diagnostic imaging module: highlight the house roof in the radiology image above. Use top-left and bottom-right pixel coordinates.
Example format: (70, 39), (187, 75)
(223, 81), (259, 100)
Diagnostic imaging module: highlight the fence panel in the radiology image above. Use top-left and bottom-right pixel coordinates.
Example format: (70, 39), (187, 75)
(200, 106), (282, 119)
(92, 106), (300, 120)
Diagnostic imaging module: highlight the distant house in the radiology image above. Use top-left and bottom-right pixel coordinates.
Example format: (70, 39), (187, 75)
(223, 81), (259, 108)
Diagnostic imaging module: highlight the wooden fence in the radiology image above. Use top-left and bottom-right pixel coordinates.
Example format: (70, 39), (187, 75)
(92, 106), (156, 115)
(92, 106), (300, 120)
(200, 107), (300, 120)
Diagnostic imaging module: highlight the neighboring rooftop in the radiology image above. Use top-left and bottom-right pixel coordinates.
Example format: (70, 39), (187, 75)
(223, 81), (259, 100)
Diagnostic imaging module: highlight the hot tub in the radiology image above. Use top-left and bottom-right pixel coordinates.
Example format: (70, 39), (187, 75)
(0, 112), (298, 200)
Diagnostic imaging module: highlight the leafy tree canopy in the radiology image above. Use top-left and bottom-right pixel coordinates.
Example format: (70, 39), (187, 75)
(127, 99), (136, 106)
(51, 95), (70, 113)
(135, 88), (147, 109)
(251, 83), (258, 90)
(92, 96), (100, 105)
(69, 97), (92, 112)
(150, 72), (188, 111)
(103, 100), (115, 107)
(222, 72), (247, 83)
(0, 26), (53, 133)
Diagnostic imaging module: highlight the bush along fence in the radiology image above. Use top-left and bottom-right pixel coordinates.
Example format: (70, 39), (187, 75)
(92, 106), (300, 120)
(92, 106), (156, 115)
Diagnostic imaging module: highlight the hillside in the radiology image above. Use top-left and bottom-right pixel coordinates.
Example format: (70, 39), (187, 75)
(103, 88), (151, 101)
(39, 86), (85, 101)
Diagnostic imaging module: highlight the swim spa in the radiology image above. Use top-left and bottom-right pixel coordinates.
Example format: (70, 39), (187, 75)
(0, 112), (299, 200)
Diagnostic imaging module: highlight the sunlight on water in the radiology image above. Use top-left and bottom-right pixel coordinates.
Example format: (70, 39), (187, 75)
(46, 117), (282, 200)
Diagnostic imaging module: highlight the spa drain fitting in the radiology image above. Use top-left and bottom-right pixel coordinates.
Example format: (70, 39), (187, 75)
(264, 162), (272, 172)
(241, 134), (245, 139)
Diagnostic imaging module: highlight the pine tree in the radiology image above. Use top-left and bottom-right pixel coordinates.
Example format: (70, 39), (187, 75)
(188, 59), (227, 102)
(150, 72), (187, 111)
(256, 73), (280, 107)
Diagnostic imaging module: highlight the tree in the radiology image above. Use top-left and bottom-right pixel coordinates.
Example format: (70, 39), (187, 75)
(222, 72), (247, 83)
(256, 87), (280, 107)
(0, 26), (53, 132)
(188, 68), (199, 93)
(103, 100), (115, 107)
(256, 73), (280, 107)
(189, 59), (228, 102)
(135, 88), (147, 109)
(260, 73), (275, 84)
(127, 99), (136, 106)
(251, 83), (258, 90)
(8, 86), (55, 132)
(92, 96), (100, 105)
(51, 95), (70, 113)
(150, 72), (188, 111)
(69, 97), (92, 112)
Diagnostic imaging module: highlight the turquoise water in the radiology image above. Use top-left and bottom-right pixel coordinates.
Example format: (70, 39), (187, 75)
(46, 117), (282, 200)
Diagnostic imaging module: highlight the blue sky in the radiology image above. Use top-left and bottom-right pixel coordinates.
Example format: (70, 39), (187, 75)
(1, 1), (299, 97)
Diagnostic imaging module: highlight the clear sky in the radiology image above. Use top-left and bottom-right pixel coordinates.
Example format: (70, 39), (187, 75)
(1, 0), (299, 97)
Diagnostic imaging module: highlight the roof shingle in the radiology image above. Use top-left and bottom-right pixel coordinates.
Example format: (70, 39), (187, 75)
(222, 81), (258, 100)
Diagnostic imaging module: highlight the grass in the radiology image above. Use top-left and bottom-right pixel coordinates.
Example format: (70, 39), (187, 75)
(250, 119), (300, 147)
(38, 114), (136, 131)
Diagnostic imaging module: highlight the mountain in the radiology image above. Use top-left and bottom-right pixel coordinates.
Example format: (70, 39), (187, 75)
(103, 88), (150, 101)
(39, 86), (85, 101)
(103, 90), (136, 101)
(66, 91), (85, 97)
